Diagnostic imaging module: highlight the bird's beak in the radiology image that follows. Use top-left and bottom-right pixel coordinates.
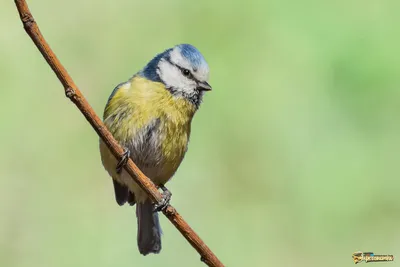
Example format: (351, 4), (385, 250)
(197, 81), (212, 91)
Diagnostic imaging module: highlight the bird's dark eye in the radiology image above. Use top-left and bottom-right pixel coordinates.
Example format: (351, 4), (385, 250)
(182, 68), (191, 77)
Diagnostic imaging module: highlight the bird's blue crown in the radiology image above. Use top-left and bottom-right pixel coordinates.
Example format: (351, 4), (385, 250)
(141, 44), (208, 82)
(179, 44), (207, 71)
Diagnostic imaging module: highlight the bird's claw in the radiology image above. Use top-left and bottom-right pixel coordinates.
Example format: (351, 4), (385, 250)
(116, 148), (130, 174)
(153, 185), (172, 212)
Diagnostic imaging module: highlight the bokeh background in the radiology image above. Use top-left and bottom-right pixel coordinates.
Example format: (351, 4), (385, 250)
(1, 0), (400, 266)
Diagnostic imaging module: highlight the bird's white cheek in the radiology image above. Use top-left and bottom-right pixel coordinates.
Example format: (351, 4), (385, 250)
(158, 60), (198, 94)
(186, 80), (198, 92)
(158, 60), (183, 88)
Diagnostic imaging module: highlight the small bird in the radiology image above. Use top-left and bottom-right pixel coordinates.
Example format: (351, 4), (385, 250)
(99, 44), (211, 255)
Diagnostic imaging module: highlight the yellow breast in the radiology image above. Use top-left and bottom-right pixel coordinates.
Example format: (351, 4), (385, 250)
(103, 76), (196, 182)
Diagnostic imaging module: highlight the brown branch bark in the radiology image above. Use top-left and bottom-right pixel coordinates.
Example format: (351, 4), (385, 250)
(14, 1), (224, 266)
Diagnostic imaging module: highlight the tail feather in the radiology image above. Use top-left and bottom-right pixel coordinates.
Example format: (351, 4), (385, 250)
(136, 200), (162, 255)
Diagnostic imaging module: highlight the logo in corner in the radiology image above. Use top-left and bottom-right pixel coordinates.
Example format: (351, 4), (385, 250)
(352, 251), (394, 264)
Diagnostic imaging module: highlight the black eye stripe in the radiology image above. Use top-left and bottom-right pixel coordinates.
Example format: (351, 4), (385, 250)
(175, 64), (200, 83)
(164, 57), (200, 82)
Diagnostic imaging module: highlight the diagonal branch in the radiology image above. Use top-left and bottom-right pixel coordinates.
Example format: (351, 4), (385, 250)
(14, 1), (224, 266)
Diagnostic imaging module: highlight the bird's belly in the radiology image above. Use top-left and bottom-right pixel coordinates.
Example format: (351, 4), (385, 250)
(139, 129), (189, 181)
(101, 119), (190, 203)
(126, 133), (189, 201)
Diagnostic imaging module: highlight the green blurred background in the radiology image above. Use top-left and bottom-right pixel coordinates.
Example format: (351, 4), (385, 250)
(1, 0), (400, 266)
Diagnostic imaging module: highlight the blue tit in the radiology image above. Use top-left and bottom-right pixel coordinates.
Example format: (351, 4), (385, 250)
(99, 44), (211, 255)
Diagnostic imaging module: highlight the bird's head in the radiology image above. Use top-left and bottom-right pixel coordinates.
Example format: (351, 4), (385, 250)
(141, 44), (211, 108)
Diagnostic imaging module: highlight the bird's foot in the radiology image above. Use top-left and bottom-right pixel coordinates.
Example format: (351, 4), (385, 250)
(153, 185), (172, 212)
(116, 148), (130, 174)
